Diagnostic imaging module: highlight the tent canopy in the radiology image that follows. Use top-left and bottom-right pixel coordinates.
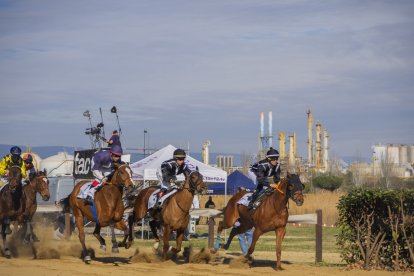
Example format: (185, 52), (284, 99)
(207, 170), (255, 195)
(130, 144), (227, 183)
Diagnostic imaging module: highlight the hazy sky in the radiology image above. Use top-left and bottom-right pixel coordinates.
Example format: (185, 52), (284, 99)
(1, 0), (413, 159)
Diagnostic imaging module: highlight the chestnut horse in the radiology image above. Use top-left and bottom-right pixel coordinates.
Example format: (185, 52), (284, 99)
(66, 163), (134, 263)
(17, 171), (50, 244)
(0, 165), (23, 258)
(213, 173), (304, 270)
(129, 170), (206, 259)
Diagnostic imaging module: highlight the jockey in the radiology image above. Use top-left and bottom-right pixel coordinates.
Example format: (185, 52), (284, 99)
(84, 145), (124, 205)
(155, 148), (194, 208)
(0, 146), (26, 179)
(247, 147), (281, 210)
(22, 153), (37, 182)
(0, 146), (25, 235)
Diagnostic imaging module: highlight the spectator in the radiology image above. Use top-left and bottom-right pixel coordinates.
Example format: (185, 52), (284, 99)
(204, 196), (216, 208)
(106, 130), (122, 149)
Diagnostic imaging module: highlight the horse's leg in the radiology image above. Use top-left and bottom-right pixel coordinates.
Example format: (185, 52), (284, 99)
(223, 227), (239, 250)
(275, 227), (286, 270)
(149, 219), (160, 250)
(74, 214), (90, 264)
(162, 224), (171, 260)
(247, 227), (263, 257)
(23, 220), (32, 244)
(30, 220), (40, 242)
(92, 224), (106, 251)
(1, 224), (11, 258)
(110, 223), (119, 253)
(173, 228), (184, 254)
(115, 218), (131, 249)
(213, 220), (224, 252)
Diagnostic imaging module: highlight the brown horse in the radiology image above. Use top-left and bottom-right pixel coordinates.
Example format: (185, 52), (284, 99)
(213, 173), (304, 270)
(66, 163), (134, 263)
(129, 171), (206, 259)
(17, 171), (50, 244)
(0, 165), (23, 258)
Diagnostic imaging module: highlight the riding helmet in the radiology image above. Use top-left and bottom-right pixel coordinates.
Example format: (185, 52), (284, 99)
(22, 153), (33, 163)
(10, 146), (22, 156)
(173, 149), (186, 160)
(110, 145), (123, 156)
(266, 147), (279, 160)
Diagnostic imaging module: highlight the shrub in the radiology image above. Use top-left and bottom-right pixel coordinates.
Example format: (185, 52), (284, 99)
(312, 174), (343, 191)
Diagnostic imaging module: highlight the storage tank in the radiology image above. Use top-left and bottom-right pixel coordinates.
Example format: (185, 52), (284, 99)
(40, 152), (74, 176)
(399, 145), (408, 165)
(387, 145), (400, 165)
(410, 145), (414, 164)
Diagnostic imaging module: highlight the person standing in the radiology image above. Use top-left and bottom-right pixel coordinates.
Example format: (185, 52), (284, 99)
(106, 130), (122, 149)
(238, 228), (254, 256)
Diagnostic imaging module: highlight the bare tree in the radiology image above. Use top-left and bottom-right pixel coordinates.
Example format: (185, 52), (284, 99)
(240, 151), (255, 175)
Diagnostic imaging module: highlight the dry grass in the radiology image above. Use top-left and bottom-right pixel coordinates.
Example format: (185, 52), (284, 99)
(199, 191), (343, 226)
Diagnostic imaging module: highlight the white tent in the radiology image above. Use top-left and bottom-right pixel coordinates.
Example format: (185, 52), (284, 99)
(130, 144), (227, 184)
(40, 152), (73, 176)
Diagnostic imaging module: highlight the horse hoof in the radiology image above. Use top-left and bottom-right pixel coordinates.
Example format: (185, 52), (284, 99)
(23, 238), (30, 245)
(112, 247), (120, 254)
(125, 241), (132, 249)
(84, 255), (91, 264)
(210, 248), (217, 254)
(100, 245), (106, 252)
(153, 242), (159, 250)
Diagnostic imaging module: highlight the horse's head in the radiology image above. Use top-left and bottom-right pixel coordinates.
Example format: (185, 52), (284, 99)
(112, 163), (134, 192)
(8, 165), (22, 191)
(185, 171), (207, 195)
(31, 171), (50, 201)
(286, 173), (304, 206)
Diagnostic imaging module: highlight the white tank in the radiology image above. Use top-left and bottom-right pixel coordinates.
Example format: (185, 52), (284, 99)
(40, 152), (73, 176)
(399, 145), (408, 165)
(410, 146), (414, 163)
(387, 145), (400, 165)
(372, 144), (387, 165)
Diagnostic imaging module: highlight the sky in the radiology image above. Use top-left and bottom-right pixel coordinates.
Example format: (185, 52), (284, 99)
(0, 0), (413, 160)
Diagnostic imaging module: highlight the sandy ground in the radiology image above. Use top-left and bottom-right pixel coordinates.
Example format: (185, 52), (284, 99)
(0, 228), (409, 276)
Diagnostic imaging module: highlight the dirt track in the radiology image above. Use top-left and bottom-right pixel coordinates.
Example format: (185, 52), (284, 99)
(0, 232), (405, 276)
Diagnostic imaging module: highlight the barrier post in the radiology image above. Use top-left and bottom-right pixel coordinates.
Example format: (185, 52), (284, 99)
(315, 209), (322, 263)
(208, 206), (216, 249)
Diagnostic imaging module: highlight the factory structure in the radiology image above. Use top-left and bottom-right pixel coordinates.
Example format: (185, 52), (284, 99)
(203, 110), (413, 183)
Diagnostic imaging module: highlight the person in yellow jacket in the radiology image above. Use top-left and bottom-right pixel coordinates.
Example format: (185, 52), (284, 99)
(0, 146), (25, 235)
(0, 146), (26, 178)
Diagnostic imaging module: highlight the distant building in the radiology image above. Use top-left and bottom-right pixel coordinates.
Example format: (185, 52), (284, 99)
(372, 143), (414, 177)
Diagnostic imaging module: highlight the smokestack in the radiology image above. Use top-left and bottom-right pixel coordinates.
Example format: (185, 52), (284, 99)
(307, 110), (313, 167)
(315, 121), (322, 170)
(279, 131), (285, 159)
(260, 112), (264, 137)
(268, 111), (273, 147)
(293, 132), (297, 160)
(289, 134), (295, 167)
(323, 129), (329, 171)
(202, 140), (211, 165)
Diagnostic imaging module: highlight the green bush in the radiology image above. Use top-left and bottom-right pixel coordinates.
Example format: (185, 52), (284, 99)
(312, 174), (343, 191)
(336, 189), (414, 270)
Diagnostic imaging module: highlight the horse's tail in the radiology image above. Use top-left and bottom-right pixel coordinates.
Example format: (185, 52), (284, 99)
(59, 195), (71, 213)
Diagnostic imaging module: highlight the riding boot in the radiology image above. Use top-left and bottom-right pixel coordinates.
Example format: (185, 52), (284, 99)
(84, 195), (93, 205)
(156, 188), (168, 208)
(248, 190), (259, 210)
